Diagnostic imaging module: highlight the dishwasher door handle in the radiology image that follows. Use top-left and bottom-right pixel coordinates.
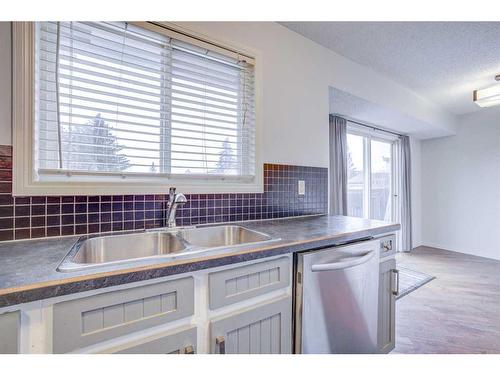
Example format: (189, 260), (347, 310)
(311, 250), (376, 272)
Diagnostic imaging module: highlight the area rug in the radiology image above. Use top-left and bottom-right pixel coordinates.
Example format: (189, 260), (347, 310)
(396, 267), (435, 300)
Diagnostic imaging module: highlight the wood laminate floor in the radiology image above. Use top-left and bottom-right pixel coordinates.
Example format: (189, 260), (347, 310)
(394, 246), (500, 354)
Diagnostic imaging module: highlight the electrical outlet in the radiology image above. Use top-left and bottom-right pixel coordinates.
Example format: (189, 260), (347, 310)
(298, 180), (305, 195)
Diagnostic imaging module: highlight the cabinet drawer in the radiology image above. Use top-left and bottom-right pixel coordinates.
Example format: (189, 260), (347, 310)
(53, 277), (194, 353)
(209, 257), (291, 309)
(379, 234), (396, 259)
(102, 326), (197, 354)
(0, 310), (20, 354)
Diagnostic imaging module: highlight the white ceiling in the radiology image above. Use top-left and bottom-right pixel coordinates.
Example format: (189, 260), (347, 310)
(281, 22), (500, 115)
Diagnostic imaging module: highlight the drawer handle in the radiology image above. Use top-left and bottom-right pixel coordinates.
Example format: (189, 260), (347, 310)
(184, 345), (195, 354)
(216, 336), (226, 354)
(392, 269), (400, 296)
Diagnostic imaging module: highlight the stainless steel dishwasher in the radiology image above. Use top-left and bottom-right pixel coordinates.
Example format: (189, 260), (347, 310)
(294, 239), (380, 354)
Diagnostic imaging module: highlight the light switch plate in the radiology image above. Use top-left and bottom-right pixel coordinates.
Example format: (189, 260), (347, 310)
(298, 180), (305, 195)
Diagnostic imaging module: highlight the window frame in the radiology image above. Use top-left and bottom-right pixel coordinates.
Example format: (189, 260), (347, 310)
(12, 22), (263, 196)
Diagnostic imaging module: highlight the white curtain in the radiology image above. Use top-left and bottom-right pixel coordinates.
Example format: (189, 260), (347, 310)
(400, 135), (413, 252)
(329, 115), (348, 215)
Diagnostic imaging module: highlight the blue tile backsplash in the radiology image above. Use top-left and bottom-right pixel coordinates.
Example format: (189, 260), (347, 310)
(0, 145), (328, 241)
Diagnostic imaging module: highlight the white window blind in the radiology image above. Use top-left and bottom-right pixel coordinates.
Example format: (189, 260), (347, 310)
(35, 21), (255, 178)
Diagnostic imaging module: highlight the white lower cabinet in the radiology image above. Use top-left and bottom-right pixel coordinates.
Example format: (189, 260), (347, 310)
(210, 296), (292, 354)
(52, 277), (195, 353)
(10, 244), (398, 354)
(100, 326), (197, 354)
(378, 257), (397, 353)
(0, 310), (20, 354)
(30, 255), (293, 354)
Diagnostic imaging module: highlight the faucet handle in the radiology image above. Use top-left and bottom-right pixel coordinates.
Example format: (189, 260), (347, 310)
(168, 187), (176, 202)
(174, 193), (187, 204)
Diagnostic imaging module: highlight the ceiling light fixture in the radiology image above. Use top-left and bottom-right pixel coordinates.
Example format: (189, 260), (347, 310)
(473, 75), (500, 108)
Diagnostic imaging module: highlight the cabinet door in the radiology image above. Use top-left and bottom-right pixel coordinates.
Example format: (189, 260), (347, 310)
(53, 277), (194, 353)
(210, 297), (292, 354)
(0, 311), (20, 354)
(209, 257), (291, 309)
(378, 258), (397, 353)
(103, 326), (197, 354)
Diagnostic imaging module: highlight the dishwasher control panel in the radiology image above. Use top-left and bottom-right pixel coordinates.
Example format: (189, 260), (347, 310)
(379, 234), (396, 258)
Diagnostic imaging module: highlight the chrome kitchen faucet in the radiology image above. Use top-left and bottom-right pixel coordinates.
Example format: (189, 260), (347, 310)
(165, 187), (187, 228)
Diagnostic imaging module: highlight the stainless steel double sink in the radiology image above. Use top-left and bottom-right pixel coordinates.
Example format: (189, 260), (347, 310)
(57, 225), (278, 272)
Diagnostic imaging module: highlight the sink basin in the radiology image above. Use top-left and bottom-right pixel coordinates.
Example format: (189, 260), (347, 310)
(66, 231), (187, 268)
(58, 225), (278, 272)
(178, 225), (273, 248)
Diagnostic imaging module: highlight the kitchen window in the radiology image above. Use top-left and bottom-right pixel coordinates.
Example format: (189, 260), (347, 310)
(13, 22), (260, 195)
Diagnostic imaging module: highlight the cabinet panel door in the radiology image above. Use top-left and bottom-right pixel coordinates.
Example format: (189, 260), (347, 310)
(210, 296), (292, 354)
(103, 326), (197, 354)
(53, 277), (194, 353)
(378, 258), (396, 353)
(0, 311), (20, 354)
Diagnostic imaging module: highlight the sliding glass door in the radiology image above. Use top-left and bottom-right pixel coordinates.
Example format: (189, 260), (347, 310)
(346, 133), (366, 218)
(370, 139), (393, 221)
(346, 127), (399, 222)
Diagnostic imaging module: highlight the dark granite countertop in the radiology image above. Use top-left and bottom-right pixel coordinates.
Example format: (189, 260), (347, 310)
(0, 215), (400, 308)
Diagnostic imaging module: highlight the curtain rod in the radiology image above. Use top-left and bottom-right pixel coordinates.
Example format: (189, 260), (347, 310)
(347, 119), (403, 138)
(333, 115), (404, 138)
